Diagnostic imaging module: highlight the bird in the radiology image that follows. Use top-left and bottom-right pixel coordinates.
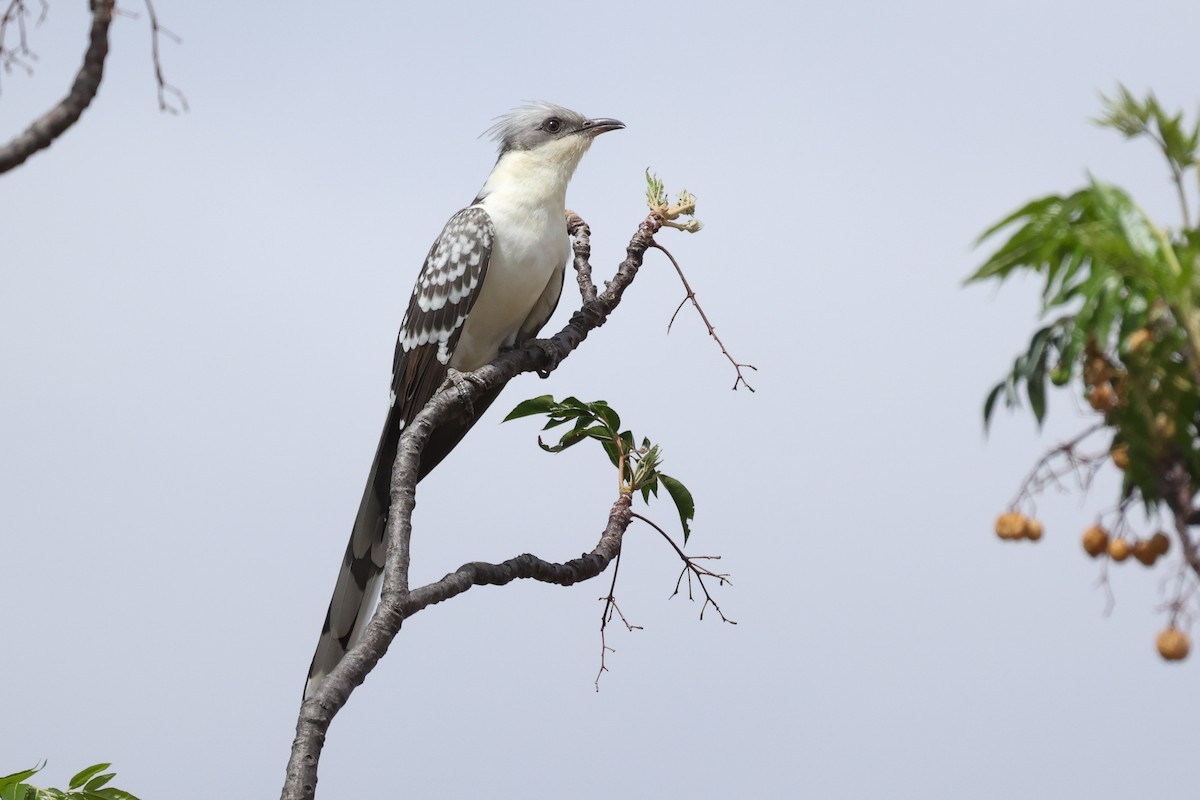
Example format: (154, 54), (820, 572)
(304, 103), (625, 699)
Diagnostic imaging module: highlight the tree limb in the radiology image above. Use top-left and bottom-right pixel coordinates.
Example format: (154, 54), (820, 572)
(281, 212), (662, 800)
(0, 0), (113, 175)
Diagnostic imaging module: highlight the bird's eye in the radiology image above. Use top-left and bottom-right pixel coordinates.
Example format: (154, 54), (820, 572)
(543, 118), (563, 133)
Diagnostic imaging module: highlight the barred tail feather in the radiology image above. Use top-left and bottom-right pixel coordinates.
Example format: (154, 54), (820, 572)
(303, 384), (506, 699)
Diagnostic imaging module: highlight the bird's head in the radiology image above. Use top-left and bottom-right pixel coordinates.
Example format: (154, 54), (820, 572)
(484, 103), (624, 180)
(487, 102), (625, 152)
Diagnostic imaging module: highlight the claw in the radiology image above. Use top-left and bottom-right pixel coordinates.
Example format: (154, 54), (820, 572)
(531, 339), (562, 378)
(445, 368), (476, 418)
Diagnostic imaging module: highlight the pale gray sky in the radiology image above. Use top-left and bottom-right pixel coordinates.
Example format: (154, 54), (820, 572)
(3, 1), (1198, 797)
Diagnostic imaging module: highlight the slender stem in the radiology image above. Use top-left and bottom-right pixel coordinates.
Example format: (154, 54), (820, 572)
(1171, 167), (1190, 230)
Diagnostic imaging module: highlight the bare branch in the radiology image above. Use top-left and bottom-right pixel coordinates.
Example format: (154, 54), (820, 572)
(0, 0), (113, 174)
(566, 210), (597, 303)
(1007, 422), (1108, 512)
(652, 242), (757, 391)
(630, 511), (735, 625)
(595, 550), (642, 691)
(282, 212), (664, 800)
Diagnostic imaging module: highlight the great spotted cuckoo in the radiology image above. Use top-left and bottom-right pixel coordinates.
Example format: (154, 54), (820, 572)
(304, 103), (624, 698)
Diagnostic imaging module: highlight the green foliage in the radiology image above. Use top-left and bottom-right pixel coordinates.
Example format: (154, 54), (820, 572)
(969, 86), (1200, 508)
(505, 395), (695, 541)
(0, 763), (141, 800)
(1094, 84), (1199, 178)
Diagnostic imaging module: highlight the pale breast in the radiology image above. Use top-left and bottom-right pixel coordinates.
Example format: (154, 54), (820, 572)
(450, 201), (569, 371)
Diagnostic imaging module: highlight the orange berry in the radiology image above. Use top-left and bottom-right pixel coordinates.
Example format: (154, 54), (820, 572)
(1133, 540), (1158, 566)
(995, 512), (1025, 540)
(1089, 383), (1117, 412)
(1150, 531), (1171, 556)
(1082, 526), (1109, 557)
(1111, 443), (1130, 471)
(1108, 538), (1131, 562)
(1022, 518), (1044, 541)
(1157, 628), (1190, 661)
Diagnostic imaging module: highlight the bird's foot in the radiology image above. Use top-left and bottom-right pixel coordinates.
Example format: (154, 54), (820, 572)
(529, 339), (562, 379)
(445, 368), (477, 418)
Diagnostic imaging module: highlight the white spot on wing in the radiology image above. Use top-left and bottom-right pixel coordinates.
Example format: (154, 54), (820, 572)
(396, 207), (493, 363)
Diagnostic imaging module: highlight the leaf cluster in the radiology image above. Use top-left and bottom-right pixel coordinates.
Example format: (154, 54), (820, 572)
(1095, 85), (1200, 187)
(0, 763), (140, 800)
(969, 87), (1200, 508)
(505, 395), (695, 541)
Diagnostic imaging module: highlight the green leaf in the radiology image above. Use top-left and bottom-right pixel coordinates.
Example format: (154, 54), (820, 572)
(600, 438), (621, 468)
(640, 475), (658, 504)
(540, 415), (574, 430)
(1027, 366), (1047, 425)
(69, 766), (110, 792)
(538, 432), (579, 453)
(590, 402), (620, 433)
(82, 775), (114, 793)
(94, 790), (140, 800)
(1024, 325), (1053, 374)
(503, 395), (555, 422)
(982, 382), (1006, 431)
(971, 194), (1066, 252)
(0, 767), (43, 790)
(581, 425), (613, 443)
(659, 473), (695, 543)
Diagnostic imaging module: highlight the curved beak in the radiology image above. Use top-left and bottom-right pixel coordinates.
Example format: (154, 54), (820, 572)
(578, 117), (626, 138)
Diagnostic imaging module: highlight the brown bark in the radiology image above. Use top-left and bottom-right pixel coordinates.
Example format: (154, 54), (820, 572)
(0, 1), (114, 175)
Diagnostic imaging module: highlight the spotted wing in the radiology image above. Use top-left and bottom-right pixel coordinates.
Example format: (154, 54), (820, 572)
(392, 205), (494, 421)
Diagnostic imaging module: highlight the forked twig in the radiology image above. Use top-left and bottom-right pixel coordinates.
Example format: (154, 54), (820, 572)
(631, 511), (735, 624)
(142, 0), (186, 113)
(652, 242), (757, 391)
(595, 549), (642, 691)
(0, 0), (45, 88)
(1008, 422), (1107, 510)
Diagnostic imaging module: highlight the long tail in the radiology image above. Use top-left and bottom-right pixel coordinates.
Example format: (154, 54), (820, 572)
(304, 404), (399, 700)
(303, 385), (504, 700)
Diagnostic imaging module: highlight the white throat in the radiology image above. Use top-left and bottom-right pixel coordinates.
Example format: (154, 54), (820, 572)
(477, 136), (594, 212)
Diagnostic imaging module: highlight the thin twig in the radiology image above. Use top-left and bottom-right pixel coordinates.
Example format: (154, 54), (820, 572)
(651, 242), (757, 391)
(142, 0), (186, 113)
(595, 550), (642, 691)
(0, 0), (45, 91)
(630, 511), (735, 624)
(1008, 422), (1107, 509)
